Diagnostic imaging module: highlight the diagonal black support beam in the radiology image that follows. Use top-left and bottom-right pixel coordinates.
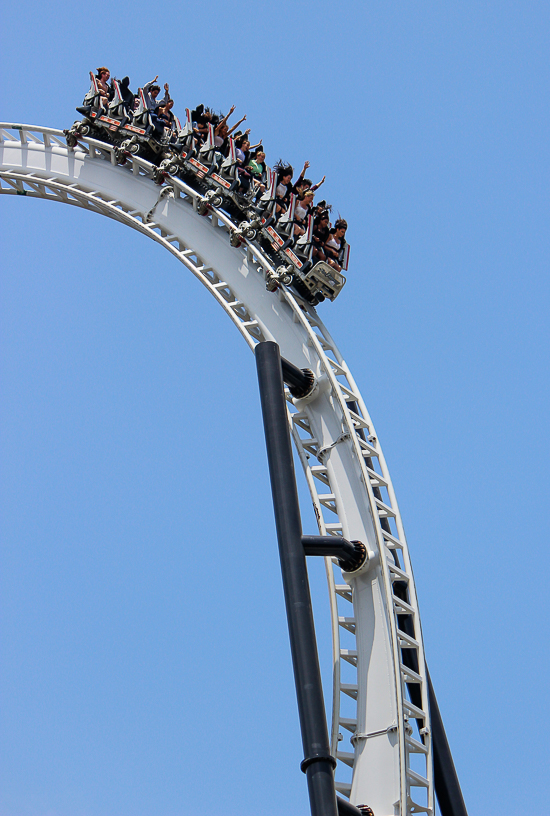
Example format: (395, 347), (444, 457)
(256, 341), (338, 816)
(427, 669), (468, 816)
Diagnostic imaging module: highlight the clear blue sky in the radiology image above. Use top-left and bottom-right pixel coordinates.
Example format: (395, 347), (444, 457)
(1, 2), (549, 815)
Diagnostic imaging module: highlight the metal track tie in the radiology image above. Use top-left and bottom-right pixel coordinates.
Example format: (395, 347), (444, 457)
(351, 723), (400, 745)
(318, 431), (352, 463)
(144, 185), (174, 223)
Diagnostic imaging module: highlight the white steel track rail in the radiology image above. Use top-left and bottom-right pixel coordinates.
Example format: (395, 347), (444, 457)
(0, 124), (433, 816)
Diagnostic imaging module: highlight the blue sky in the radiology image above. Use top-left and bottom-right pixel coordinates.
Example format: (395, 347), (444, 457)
(1, 2), (549, 815)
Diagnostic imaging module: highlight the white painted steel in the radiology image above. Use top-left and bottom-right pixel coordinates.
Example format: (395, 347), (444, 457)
(0, 124), (433, 816)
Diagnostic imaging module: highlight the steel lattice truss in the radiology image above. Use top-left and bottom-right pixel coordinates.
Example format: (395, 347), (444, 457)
(0, 124), (434, 816)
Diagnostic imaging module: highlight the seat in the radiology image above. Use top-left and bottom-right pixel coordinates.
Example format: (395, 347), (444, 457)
(339, 243), (350, 271)
(210, 136), (239, 192)
(294, 213), (314, 260)
(198, 123), (218, 167)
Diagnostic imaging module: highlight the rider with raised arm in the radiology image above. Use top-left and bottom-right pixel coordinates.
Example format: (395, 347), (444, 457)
(291, 160), (311, 194)
(142, 76), (170, 112)
(296, 174), (326, 196)
(214, 105), (247, 149)
(95, 67), (111, 108)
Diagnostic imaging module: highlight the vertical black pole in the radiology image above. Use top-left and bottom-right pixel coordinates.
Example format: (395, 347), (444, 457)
(256, 341), (338, 816)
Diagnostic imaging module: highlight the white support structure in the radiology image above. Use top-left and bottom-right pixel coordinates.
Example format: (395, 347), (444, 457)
(0, 124), (434, 816)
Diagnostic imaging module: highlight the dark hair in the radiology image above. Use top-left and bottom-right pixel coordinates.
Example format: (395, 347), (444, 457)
(235, 136), (251, 166)
(150, 84), (160, 94)
(195, 107), (214, 127)
(274, 160), (293, 181)
(96, 66), (109, 78)
(334, 219), (347, 230)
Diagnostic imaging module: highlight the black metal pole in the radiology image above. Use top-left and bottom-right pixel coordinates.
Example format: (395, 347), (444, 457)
(256, 341), (338, 816)
(427, 669), (468, 816)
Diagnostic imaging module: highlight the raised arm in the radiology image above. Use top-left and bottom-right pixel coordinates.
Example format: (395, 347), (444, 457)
(142, 75), (159, 93)
(160, 82), (170, 105)
(296, 160), (311, 184)
(227, 114), (247, 136)
(311, 175), (326, 191)
(215, 104), (237, 134)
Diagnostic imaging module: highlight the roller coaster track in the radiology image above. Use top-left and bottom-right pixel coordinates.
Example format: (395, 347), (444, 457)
(0, 124), (434, 816)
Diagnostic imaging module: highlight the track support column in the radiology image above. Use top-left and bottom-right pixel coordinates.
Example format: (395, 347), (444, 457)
(428, 670), (468, 816)
(256, 341), (338, 816)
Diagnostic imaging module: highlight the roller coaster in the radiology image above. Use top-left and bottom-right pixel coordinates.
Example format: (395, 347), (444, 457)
(63, 75), (349, 306)
(0, 120), (468, 816)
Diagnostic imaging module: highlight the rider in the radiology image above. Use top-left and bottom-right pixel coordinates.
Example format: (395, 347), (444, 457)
(312, 210), (331, 262)
(273, 161), (294, 213)
(117, 76), (135, 116)
(293, 189), (314, 237)
(142, 76), (170, 112)
(156, 99), (177, 133)
(95, 67), (111, 108)
(324, 219), (348, 271)
(246, 148), (267, 191)
(214, 105), (247, 151)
